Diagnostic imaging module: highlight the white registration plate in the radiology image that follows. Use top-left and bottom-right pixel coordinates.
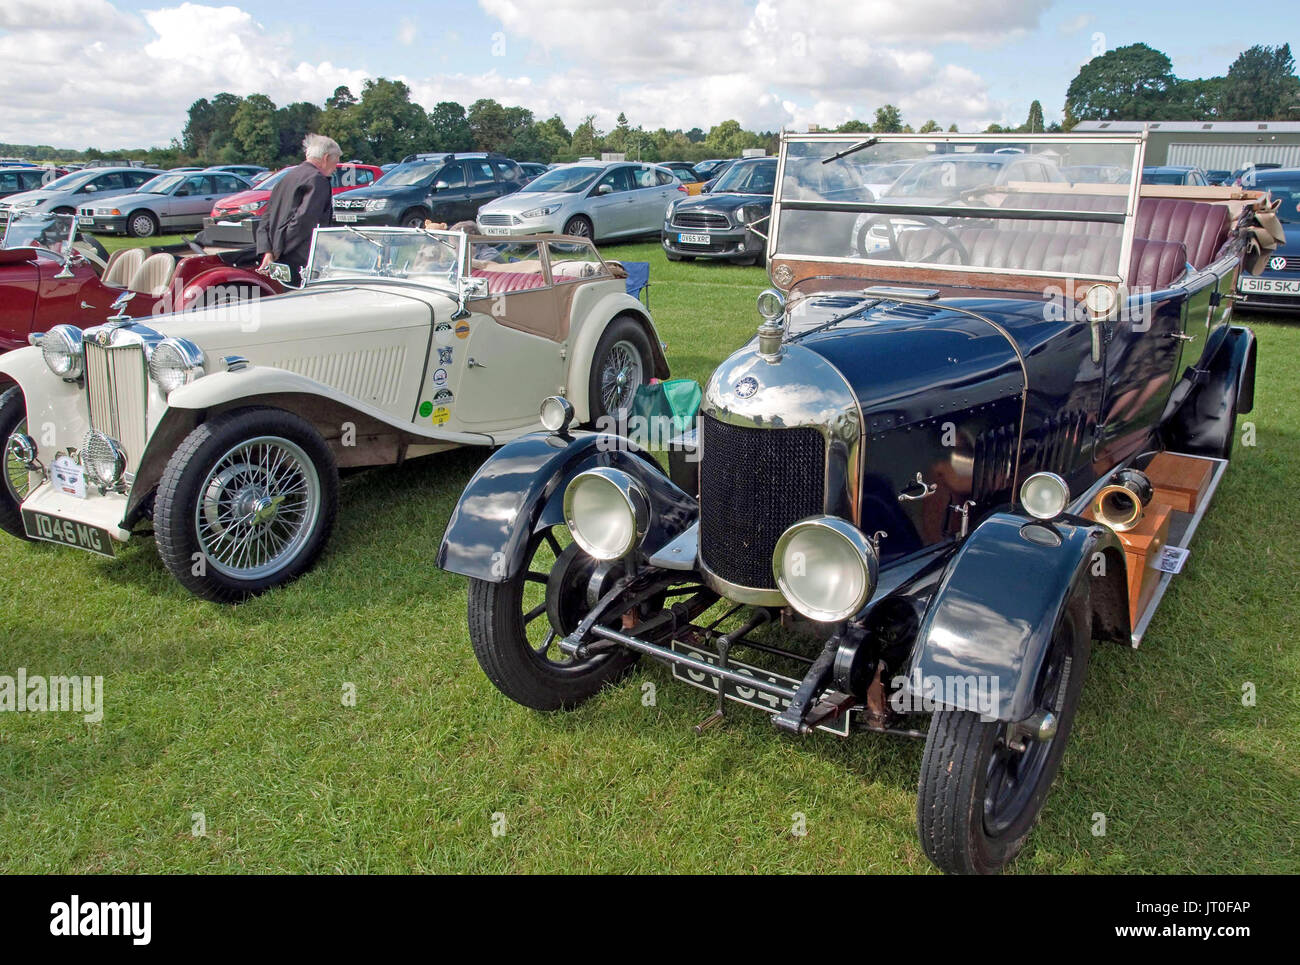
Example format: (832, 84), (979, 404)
(78, 216), (94, 225)
(335, 212), (359, 223)
(21, 509), (115, 557)
(1239, 275), (1300, 295)
(481, 226), (510, 235)
(677, 233), (711, 246)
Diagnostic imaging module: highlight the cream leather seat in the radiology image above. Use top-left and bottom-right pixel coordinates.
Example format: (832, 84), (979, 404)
(101, 247), (145, 288)
(127, 252), (176, 296)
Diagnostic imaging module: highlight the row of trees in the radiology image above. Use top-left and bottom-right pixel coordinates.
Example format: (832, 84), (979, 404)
(7, 42), (1296, 166)
(1064, 43), (1298, 125)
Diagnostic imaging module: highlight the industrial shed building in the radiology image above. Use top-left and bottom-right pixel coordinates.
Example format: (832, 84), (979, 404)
(1073, 121), (1300, 170)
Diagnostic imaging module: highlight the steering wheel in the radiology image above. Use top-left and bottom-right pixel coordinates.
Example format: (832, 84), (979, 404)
(853, 214), (972, 265)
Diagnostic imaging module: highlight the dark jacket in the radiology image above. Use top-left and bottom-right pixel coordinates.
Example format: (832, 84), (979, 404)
(255, 161), (333, 267)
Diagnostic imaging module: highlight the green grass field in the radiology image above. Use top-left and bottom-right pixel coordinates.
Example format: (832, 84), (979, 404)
(2, 237), (1297, 873)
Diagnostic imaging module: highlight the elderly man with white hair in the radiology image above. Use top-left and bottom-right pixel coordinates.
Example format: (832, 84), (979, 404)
(256, 133), (341, 284)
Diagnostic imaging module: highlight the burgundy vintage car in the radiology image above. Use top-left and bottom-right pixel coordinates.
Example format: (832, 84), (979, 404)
(0, 212), (282, 352)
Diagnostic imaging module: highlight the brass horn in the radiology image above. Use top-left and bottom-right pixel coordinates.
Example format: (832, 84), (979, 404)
(1092, 469), (1154, 533)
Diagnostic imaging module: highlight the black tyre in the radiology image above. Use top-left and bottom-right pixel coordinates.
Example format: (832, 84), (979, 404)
(917, 596), (1092, 874)
(664, 250), (683, 262)
(400, 208), (431, 228)
(587, 315), (652, 425)
(0, 386), (33, 542)
(127, 210), (159, 238)
(563, 215), (593, 240)
(467, 528), (637, 711)
(153, 408), (338, 602)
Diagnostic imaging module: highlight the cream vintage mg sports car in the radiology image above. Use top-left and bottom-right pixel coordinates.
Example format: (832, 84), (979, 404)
(0, 227), (666, 601)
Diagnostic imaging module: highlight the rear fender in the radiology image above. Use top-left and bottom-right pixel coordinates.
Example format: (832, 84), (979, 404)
(436, 429), (697, 582)
(566, 294), (669, 424)
(908, 512), (1129, 722)
(1164, 323), (1255, 453)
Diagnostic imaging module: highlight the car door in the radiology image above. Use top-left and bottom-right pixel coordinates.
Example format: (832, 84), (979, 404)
(628, 165), (674, 233)
(586, 166), (636, 238)
(463, 160), (502, 220)
(453, 240), (565, 431)
(429, 162), (470, 222)
(164, 175), (215, 229)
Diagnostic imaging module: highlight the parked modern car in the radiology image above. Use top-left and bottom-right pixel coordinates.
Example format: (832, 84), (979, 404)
(1231, 162), (1281, 185)
(692, 158), (733, 181)
(0, 167), (65, 200)
(476, 161), (684, 241)
(0, 211), (282, 352)
(204, 164), (268, 180)
(0, 167), (162, 225)
(658, 161), (707, 195)
(1205, 169), (1233, 186)
(1141, 165), (1208, 186)
(662, 156), (776, 264)
(440, 132), (1274, 875)
(209, 162), (384, 223)
(1235, 166), (1300, 311)
(518, 162), (549, 184)
(77, 170), (252, 237)
(333, 153), (525, 228)
(1062, 164), (1129, 184)
(1, 226), (666, 601)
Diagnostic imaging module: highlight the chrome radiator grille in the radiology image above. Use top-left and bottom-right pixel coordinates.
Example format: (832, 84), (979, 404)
(698, 413), (826, 590)
(84, 341), (147, 473)
(477, 213), (517, 226)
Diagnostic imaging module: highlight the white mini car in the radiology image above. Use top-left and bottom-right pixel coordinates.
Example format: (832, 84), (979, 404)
(0, 227), (666, 601)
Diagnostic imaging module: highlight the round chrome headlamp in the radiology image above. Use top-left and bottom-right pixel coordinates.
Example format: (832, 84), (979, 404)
(1020, 471), (1070, 521)
(82, 429), (125, 488)
(539, 395), (575, 433)
(8, 432), (37, 466)
(148, 337), (205, 395)
(40, 324), (84, 379)
(563, 467), (650, 561)
(773, 516), (879, 624)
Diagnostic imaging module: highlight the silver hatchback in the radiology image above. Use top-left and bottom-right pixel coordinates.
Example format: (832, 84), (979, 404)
(476, 162), (684, 241)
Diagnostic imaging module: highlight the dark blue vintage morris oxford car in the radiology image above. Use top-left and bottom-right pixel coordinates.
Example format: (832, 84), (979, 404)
(437, 133), (1279, 874)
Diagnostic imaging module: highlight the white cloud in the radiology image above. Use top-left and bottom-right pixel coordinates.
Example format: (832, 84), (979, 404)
(1058, 13), (1094, 35)
(0, 0), (1014, 148)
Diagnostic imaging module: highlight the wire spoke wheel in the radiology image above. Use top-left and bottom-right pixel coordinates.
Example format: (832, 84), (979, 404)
(3, 416), (30, 504)
(598, 339), (644, 417)
(193, 435), (321, 580)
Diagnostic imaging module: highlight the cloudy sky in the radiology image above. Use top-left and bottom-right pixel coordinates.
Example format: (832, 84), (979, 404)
(0, 0), (1287, 149)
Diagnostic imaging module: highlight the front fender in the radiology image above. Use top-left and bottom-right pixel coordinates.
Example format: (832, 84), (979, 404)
(908, 512), (1128, 722)
(436, 429), (697, 582)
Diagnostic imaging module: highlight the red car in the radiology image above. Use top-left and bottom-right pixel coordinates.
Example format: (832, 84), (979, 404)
(0, 212), (282, 352)
(209, 162), (385, 222)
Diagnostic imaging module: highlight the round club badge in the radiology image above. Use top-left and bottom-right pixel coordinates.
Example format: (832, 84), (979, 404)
(454, 320), (471, 339)
(734, 376), (759, 399)
(430, 406), (451, 425)
(418, 400), (433, 418)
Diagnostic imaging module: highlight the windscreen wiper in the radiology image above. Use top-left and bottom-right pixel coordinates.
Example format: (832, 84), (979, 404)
(822, 137), (880, 164)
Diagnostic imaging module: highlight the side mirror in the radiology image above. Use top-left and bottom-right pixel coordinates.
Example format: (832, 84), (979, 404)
(81, 184), (97, 193)
(265, 263), (292, 285)
(596, 183), (613, 196)
(434, 180), (449, 192)
(462, 277), (488, 300)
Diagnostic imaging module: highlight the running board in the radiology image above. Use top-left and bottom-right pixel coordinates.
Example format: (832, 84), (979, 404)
(1129, 454), (1228, 648)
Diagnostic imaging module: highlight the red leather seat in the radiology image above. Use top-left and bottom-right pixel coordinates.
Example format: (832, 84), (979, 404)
(896, 227), (1186, 290)
(1135, 198), (1229, 270)
(470, 268), (545, 293)
(997, 192), (1124, 236)
(1126, 238), (1187, 290)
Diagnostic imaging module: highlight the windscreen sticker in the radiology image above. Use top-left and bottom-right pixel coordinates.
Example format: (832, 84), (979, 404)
(430, 406), (451, 425)
(433, 388), (454, 407)
(437, 346), (454, 365)
(432, 368), (448, 387)
(454, 320), (471, 339)
(418, 400), (433, 418)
